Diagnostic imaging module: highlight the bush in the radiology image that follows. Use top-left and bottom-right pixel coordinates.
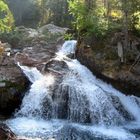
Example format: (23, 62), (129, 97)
(0, 29), (23, 47)
(68, 0), (108, 37)
(64, 33), (74, 40)
(0, 0), (14, 32)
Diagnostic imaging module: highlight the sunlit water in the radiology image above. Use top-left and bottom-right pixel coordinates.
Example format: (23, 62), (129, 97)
(5, 40), (140, 140)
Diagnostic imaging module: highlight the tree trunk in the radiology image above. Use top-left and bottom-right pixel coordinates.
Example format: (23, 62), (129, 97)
(122, 0), (129, 62)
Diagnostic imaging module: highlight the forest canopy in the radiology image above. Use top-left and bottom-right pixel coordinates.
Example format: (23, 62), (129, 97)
(68, 0), (140, 36)
(0, 0), (140, 37)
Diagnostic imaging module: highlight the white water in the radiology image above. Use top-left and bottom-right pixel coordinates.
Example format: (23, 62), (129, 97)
(63, 59), (140, 125)
(15, 74), (55, 118)
(6, 40), (140, 140)
(58, 40), (77, 55)
(17, 63), (43, 83)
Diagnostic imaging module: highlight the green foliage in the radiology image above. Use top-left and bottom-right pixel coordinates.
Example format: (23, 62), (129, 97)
(0, 29), (23, 46)
(0, 0), (14, 32)
(64, 33), (74, 40)
(68, 0), (86, 30)
(7, 0), (40, 28)
(36, 0), (72, 27)
(68, 0), (108, 37)
(0, 0), (139, 39)
(68, 0), (140, 37)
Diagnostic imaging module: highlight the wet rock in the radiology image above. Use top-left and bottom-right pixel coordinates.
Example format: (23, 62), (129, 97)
(108, 95), (134, 122)
(76, 34), (140, 97)
(44, 59), (69, 74)
(0, 123), (27, 140)
(0, 42), (29, 115)
(0, 123), (17, 140)
(41, 59), (69, 119)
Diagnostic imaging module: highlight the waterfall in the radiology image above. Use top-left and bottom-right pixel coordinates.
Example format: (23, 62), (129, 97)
(63, 59), (140, 125)
(17, 63), (43, 83)
(58, 40), (77, 55)
(7, 40), (140, 140)
(15, 74), (55, 118)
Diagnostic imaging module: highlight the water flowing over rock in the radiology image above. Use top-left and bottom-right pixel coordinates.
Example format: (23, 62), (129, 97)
(0, 24), (67, 116)
(6, 40), (140, 140)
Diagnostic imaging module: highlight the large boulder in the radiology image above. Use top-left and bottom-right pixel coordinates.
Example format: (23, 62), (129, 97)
(14, 24), (67, 70)
(9, 24), (67, 49)
(38, 24), (68, 35)
(0, 42), (29, 115)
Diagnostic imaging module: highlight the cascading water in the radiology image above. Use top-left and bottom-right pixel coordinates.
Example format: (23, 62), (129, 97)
(58, 40), (77, 56)
(6, 40), (140, 140)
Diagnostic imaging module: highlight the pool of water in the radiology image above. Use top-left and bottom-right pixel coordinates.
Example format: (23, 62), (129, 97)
(6, 117), (140, 140)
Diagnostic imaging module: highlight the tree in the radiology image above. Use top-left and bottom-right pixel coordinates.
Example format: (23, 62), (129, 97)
(6, 0), (40, 27)
(68, 0), (108, 36)
(37, 0), (72, 27)
(0, 0), (14, 32)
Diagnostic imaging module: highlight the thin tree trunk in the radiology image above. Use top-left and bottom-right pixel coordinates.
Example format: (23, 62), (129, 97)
(122, 0), (129, 62)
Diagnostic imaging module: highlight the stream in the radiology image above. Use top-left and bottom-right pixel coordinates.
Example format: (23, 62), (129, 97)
(4, 40), (140, 140)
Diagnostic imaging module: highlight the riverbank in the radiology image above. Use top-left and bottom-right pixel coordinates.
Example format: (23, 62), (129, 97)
(76, 33), (140, 97)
